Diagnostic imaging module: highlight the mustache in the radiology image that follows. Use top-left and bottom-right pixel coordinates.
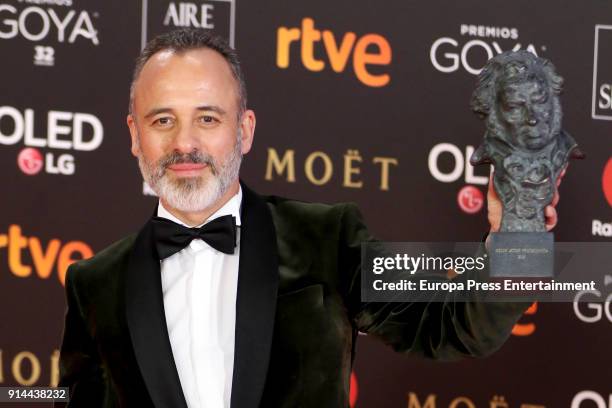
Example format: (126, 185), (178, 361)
(158, 150), (217, 174)
(519, 125), (548, 138)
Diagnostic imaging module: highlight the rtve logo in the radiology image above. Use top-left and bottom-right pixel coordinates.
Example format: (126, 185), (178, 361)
(512, 302), (537, 336)
(592, 158), (612, 237)
(276, 18), (392, 87)
(0, 224), (93, 286)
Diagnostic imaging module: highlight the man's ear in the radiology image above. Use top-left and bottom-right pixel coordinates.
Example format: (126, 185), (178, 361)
(127, 114), (139, 157)
(239, 109), (256, 155)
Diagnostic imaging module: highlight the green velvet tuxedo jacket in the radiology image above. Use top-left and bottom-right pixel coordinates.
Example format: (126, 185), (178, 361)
(57, 182), (528, 408)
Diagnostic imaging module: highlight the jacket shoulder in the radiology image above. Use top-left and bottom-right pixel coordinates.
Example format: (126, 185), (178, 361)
(264, 195), (360, 224)
(262, 195), (367, 242)
(68, 233), (137, 285)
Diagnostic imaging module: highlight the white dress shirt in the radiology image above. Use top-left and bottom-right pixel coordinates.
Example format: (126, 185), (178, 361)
(157, 187), (242, 408)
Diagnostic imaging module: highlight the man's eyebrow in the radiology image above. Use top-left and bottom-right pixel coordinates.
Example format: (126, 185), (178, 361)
(143, 105), (227, 119)
(196, 105), (227, 115)
(144, 107), (173, 119)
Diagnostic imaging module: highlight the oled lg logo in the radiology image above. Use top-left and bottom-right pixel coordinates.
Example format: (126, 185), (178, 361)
(428, 144), (489, 185)
(430, 24), (545, 75)
(571, 391), (612, 408)
(592, 25), (612, 120)
(0, 106), (104, 176)
(457, 186), (483, 214)
(428, 143), (489, 214)
(141, 0), (236, 50)
(276, 17), (392, 87)
(17, 147), (44, 175)
(0, 1), (100, 67)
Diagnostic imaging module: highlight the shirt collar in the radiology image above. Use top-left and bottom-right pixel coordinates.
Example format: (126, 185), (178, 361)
(157, 185), (242, 228)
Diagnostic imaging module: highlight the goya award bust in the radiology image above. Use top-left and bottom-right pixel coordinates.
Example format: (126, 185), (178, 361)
(469, 51), (583, 277)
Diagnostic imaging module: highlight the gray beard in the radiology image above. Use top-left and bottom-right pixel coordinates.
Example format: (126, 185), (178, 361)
(137, 134), (242, 213)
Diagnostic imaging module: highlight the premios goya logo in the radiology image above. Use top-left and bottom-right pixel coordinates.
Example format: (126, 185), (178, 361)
(573, 275), (612, 324)
(430, 24), (545, 75)
(0, 0), (100, 67)
(141, 0), (236, 49)
(0, 106), (104, 176)
(592, 25), (612, 120)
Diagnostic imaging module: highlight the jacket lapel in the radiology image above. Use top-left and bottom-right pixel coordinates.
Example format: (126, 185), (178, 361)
(231, 182), (280, 408)
(124, 220), (188, 408)
(124, 181), (279, 408)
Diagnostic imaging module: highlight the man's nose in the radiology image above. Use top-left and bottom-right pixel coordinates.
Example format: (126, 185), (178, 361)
(171, 124), (200, 153)
(525, 106), (538, 126)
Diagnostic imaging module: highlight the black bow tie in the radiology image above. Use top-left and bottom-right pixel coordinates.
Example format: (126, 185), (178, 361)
(151, 215), (237, 260)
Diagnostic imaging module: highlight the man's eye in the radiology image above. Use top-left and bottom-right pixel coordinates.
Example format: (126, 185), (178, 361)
(504, 103), (521, 112)
(532, 94), (548, 104)
(154, 117), (173, 126)
(508, 163), (524, 175)
(199, 115), (218, 124)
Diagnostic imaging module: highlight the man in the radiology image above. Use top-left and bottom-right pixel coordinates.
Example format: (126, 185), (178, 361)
(57, 29), (561, 408)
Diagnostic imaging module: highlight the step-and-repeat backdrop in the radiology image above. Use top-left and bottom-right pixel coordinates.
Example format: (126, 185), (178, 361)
(1, 0), (611, 406)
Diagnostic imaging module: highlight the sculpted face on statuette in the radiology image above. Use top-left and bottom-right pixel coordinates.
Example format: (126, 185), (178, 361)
(470, 51), (584, 232)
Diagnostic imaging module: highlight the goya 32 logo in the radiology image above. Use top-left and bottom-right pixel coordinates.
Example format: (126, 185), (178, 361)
(0, 2), (100, 67)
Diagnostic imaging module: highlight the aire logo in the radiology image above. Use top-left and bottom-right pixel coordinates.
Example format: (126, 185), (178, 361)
(163, 2), (214, 28)
(141, 0), (236, 50)
(276, 17), (392, 87)
(0, 224), (93, 286)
